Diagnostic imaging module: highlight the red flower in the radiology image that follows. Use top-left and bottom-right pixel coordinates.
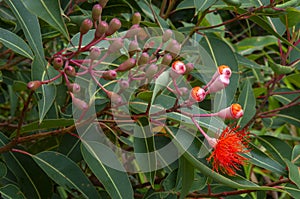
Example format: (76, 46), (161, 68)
(207, 126), (250, 176)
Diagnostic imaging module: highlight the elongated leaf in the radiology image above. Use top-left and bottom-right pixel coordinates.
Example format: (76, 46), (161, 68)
(285, 159), (300, 189)
(238, 79), (256, 127)
(32, 151), (100, 199)
(179, 157), (194, 199)
(0, 133), (52, 199)
(177, 0), (218, 13)
(0, 28), (33, 59)
(285, 184), (300, 198)
(81, 141), (134, 199)
(0, 162), (7, 179)
(22, 0), (69, 39)
(19, 119), (73, 134)
(278, 105), (300, 127)
(38, 84), (56, 123)
(5, 0), (46, 80)
(0, 184), (26, 199)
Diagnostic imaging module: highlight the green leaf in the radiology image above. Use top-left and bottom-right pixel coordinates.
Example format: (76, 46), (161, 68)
(279, 7), (300, 27)
(0, 184), (26, 199)
(278, 105), (300, 127)
(81, 141), (134, 199)
(292, 144), (300, 165)
(235, 36), (278, 55)
(22, 0), (69, 40)
(0, 27), (33, 59)
(38, 84), (57, 123)
(0, 161), (7, 179)
(33, 151), (100, 199)
(269, 60), (295, 75)
(285, 159), (300, 189)
(5, 0), (47, 80)
(285, 184), (300, 198)
(176, 0), (218, 13)
(0, 133), (53, 199)
(179, 157), (194, 199)
(238, 78), (256, 128)
(284, 73), (300, 87)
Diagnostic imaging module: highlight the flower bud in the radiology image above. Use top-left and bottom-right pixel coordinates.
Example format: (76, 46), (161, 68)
(68, 83), (81, 93)
(90, 47), (101, 60)
(162, 29), (173, 43)
(52, 57), (63, 70)
(99, 0), (109, 8)
(178, 87), (189, 96)
(107, 91), (123, 105)
(138, 52), (150, 65)
(185, 62), (194, 74)
(102, 70), (117, 80)
(132, 12), (141, 25)
(190, 86), (206, 102)
(95, 21), (108, 38)
(27, 81), (42, 91)
(116, 58), (136, 72)
(145, 64), (158, 78)
(206, 74), (230, 94)
(119, 79), (129, 89)
(165, 39), (181, 58)
(92, 4), (102, 21)
(161, 53), (173, 66)
(128, 40), (140, 57)
(107, 38), (123, 53)
(80, 18), (93, 35)
(124, 24), (140, 38)
(106, 18), (121, 36)
(218, 65), (231, 78)
(216, 103), (244, 119)
(71, 95), (88, 110)
(64, 65), (76, 76)
(171, 61), (186, 75)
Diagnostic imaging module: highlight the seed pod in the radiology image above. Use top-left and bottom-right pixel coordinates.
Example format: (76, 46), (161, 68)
(116, 58), (136, 72)
(119, 79), (129, 89)
(102, 70), (117, 80)
(64, 65), (76, 76)
(99, 0), (109, 8)
(145, 64), (158, 78)
(190, 86), (206, 102)
(138, 52), (150, 65)
(68, 83), (81, 93)
(132, 12), (141, 25)
(171, 61), (186, 75)
(52, 57), (63, 70)
(95, 21), (108, 38)
(217, 103), (244, 119)
(128, 40), (140, 57)
(161, 53), (173, 66)
(107, 91), (123, 105)
(107, 38), (123, 53)
(185, 62), (194, 74)
(90, 47), (101, 60)
(92, 4), (102, 21)
(106, 18), (121, 36)
(80, 18), (93, 35)
(27, 81), (42, 91)
(162, 29), (173, 43)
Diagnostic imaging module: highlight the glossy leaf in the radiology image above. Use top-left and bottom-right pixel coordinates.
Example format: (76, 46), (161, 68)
(285, 159), (300, 189)
(38, 84), (57, 124)
(235, 36), (277, 55)
(279, 7), (300, 27)
(285, 184), (300, 198)
(176, 0), (218, 13)
(32, 151), (100, 199)
(0, 27), (33, 59)
(238, 78), (256, 127)
(0, 184), (26, 199)
(5, 0), (46, 80)
(277, 105), (300, 127)
(22, 0), (69, 39)
(0, 161), (7, 179)
(81, 141), (134, 199)
(179, 156), (194, 199)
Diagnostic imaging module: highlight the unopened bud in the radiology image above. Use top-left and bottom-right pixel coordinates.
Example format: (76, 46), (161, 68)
(217, 103), (244, 119)
(99, 0), (109, 8)
(162, 29), (173, 43)
(138, 52), (150, 65)
(92, 4), (102, 21)
(178, 87), (189, 96)
(190, 86), (206, 102)
(64, 66), (76, 76)
(185, 62), (194, 74)
(119, 79), (129, 89)
(106, 18), (121, 36)
(80, 18), (93, 35)
(218, 65), (231, 78)
(206, 74), (230, 94)
(102, 70), (117, 80)
(145, 64), (158, 78)
(52, 57), (63, 70)
(107, 91), (123, 105)
(27, 81), (42, 91)
(95, 21), (108, 38)
(68, 83), (81, 93)
(171, 61), (186, 75)
(128, 40), (140, 57)
(107, 38), (123, 53)
(161, 53), (173, 66)
(132, 12), (141, 25)
(124, 24), (140, 38)
(116, 58), (136, 72)
(71, 95), (88, 110)
(165, 39), (181, 58)
(90, 47), (101, 60)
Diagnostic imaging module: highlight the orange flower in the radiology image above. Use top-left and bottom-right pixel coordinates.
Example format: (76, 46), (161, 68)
(207, 126), (250, 176)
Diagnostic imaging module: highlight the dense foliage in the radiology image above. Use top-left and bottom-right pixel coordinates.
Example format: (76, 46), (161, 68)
(0, 0), (300, 198)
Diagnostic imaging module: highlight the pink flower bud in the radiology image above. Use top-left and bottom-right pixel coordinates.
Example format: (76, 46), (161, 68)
(68, 83), (81, 93)
(185, 62), (194, 74)
(217, 103), (244, 119)
(165, 39), (181, 58)
(119, 79), (129, 89)
(80, 19), (93, 35)
(106, 18), (121, 36)
(107, 91), (123, 105)
(52, 57), (63, 70)
(211, 65), (232, 81)
(161, 53), (173, 66)
(178, 87), (189, 96)
(116, 58), (136, 72)
(64, 66), (76, 76)
(102, 70), (117, 80)
(172, 61), (186, 75)
(162, 29), (173, 43)
(27, 81), (42, 91)
(70, 93), (88, 110)
(90, 47), (101, 60)
(92, 4), (102, 21)
(190, 86), (206, 102)
(138, 52), (150, 65)
(95, 21), (108, 38)
(206, 74), (230, 94)
(107, 38), (123, 53)
(132, 12), (141, 25)
(145, 64), (158, 78)
(124, 24), (140, 38)
(128, 40), (140, 57)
